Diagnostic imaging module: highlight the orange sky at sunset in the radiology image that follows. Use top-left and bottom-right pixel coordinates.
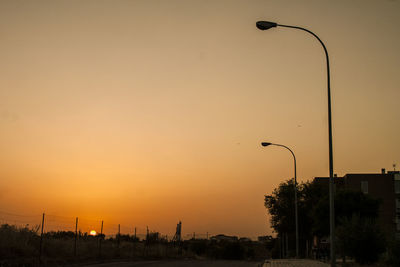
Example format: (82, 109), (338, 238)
(1, 0), (399, 239)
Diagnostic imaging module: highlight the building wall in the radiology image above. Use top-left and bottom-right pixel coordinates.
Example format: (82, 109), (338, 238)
(313, 171), (400, 239)
(344, 173), (397, 237)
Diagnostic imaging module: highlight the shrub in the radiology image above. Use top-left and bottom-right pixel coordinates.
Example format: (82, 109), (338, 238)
(386, 239), (400, 267)
(336, 215), (386, 265)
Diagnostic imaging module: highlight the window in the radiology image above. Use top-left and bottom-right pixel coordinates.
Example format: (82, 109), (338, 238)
(397, 217), (400, 232)
(395, 180), (400, 194)
(361, 181), (368, 194)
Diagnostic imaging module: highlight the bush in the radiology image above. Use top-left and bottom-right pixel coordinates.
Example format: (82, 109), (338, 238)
(386, 239), (400, 267)
(188, 239), (207, 256)
(0, 224), (39, 260)
(336, 215), (386, 265)
(220, 241), (245, 260)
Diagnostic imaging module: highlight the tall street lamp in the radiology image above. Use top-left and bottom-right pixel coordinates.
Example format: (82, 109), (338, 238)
(261, 142), (298, 258)
(256, 21), (335, 266)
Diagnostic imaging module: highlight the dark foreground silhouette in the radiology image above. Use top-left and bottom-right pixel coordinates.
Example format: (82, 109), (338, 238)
(82, 260), (260, 267)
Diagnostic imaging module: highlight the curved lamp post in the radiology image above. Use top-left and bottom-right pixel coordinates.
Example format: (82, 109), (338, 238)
(261, 142), (298, 258)
(256, 21), (335, 266)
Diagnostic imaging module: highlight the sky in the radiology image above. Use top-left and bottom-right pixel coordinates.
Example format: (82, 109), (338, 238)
(0, 0), (399, 239)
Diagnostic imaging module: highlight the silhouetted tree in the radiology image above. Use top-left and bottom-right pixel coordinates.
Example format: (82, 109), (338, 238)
(386, 239), (400, 267)
(299, 181), (326, 251)
(265, 179), (323, 256)
(264, 179), (297, 235)
(265, 179), (383, 258)
(312, 189), (381, 238)
(44, 230), (75, 239)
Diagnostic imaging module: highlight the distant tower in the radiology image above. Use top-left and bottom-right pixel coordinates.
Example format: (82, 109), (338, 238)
(173, 221), (182, 242)
(393, 163), (397, 171)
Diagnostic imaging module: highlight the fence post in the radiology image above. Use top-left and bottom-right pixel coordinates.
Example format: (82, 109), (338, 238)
(132, 226), (137, 258)
(39, 213), (45, 264)
(144, 226), (149, 256)
(98, 220), (103, 258)
(117, 224), (121, 256)
(74, 217), (78, 257)
(118, 224), (120, 248)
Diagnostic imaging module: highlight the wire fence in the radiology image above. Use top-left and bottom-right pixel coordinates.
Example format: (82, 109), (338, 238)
(0, 209), (271, 266)
(0, 209), (218, 265)
(1, 210), (159, 239)
(0, 209), (215, 241)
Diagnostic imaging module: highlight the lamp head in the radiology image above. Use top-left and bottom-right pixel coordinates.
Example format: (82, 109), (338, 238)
(261, 142), (272, 147)
(256, 21), (278, 30)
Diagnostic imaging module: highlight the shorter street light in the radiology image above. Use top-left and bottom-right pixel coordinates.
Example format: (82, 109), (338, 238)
(261, 142), (299, 258)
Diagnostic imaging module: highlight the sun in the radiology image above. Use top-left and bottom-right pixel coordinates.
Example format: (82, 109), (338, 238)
(89, 230), (97, 236)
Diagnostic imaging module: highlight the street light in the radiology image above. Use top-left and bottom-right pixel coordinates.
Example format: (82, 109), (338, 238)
(256, 21), (335, 266)
(261, 142), (298, 258)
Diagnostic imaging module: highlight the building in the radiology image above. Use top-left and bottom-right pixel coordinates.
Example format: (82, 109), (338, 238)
(313, 169), (400, 239)
(210, 234), (238, 242)
(313, 175), (345, 191)
(258, 235), (273, 243)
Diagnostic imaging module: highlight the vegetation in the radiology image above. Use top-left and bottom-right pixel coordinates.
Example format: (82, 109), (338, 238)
(336, 215), (385, 265)
(0, 224), (268, 266)
(264, 178), (387, 264)
(2, 178), (392, 266)
(264, 179), (325, 257)
(386, 238), (400, 267)
(0, 224), (40, 261)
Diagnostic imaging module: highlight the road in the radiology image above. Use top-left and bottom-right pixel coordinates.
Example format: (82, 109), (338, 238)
(262, 259), (329, 267)
(82, 260), (261, 267)
(82, 259), (328, 267)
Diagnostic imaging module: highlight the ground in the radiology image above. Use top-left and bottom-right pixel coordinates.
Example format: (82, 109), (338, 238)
(82, 259), (329, 267)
